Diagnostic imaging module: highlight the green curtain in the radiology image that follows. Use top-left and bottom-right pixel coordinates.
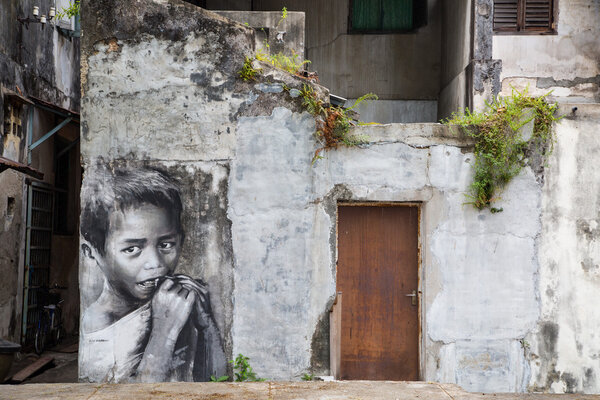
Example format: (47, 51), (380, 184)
(382, 0), (413, 30)
(352, 0), (414, 31)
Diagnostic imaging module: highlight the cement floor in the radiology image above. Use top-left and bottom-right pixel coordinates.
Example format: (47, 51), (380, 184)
(5, 335), (78, 384)
(2, 381), (600, 400)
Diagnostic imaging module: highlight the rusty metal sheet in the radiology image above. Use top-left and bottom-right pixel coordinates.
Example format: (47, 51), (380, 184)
(0, 156), (44, 179)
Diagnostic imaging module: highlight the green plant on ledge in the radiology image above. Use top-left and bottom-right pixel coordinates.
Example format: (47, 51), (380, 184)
(301, 373), (315, 381)
(56, 0), (80, 19)
(256, 51), (311, 76)
(444, 88), (561, 210)
(210, 353), (266, 382)
(297, 84), (377, 163)
(230, 353), (265, 382)
(239, 57), (261, 82)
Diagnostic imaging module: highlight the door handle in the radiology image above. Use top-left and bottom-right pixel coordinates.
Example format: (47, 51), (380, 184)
(405, 290), (417, 306)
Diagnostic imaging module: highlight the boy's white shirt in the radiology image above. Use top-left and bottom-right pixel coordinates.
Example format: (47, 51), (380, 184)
(80, 302), (152, 382)
(79, 288), (227, 383)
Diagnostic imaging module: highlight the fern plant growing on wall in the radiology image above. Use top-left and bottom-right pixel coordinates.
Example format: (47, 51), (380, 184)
(445, 88), (561, 211)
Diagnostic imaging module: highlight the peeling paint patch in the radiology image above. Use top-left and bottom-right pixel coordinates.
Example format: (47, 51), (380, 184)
(577, 218), (600, 241)
(255, 82), (284, 93)
(581, 258), (599, 273)
(537, 75), (600, 89)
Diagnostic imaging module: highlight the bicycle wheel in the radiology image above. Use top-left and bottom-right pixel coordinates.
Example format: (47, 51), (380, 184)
(34, 313), (48, 355)
(53, 308), (63, 345)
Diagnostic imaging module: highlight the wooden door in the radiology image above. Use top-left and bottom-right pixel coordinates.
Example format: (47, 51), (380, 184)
(336, 205), (419, 380)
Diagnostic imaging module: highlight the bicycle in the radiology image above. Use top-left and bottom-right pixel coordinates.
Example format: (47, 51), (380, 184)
(34, 284), (66, 355)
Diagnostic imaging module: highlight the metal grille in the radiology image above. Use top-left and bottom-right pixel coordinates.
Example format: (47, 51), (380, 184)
(22, 184), (53, 344)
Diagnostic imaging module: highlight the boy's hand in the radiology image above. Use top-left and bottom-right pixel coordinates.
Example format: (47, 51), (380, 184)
(151, 278), (196, 342)
(171, 275), (212, 330)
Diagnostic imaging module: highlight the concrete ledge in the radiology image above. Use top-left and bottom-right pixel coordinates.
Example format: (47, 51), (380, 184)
(352, 123), (475, 148)
(2, 381), (600, 400)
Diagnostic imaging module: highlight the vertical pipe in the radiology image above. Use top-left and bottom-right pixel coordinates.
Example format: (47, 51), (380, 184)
(27, 106), (33, 165)
(21, 184), (33, 343)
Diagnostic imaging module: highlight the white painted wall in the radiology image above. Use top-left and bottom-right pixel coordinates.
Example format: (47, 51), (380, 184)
(528, 104), (600, 393)
(227, 113), (545, 391)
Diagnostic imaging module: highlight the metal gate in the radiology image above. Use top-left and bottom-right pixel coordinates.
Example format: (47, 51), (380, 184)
(21, 183), (53, 344)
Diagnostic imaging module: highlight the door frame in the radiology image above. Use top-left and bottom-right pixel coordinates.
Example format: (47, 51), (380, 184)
(335, 201), (425, 380)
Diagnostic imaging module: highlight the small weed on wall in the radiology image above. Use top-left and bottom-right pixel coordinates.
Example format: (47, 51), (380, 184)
(444, 88), (561, 211)
(296, 84), (377, 163)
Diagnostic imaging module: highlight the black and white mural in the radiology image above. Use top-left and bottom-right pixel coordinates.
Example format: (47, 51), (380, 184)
(79, 165), (229, 382)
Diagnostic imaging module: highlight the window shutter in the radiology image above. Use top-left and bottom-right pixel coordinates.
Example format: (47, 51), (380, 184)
(493, 0), (519, 31)
(524, 0), (553, 30)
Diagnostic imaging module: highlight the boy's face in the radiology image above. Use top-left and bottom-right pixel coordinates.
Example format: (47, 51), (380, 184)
(97, 203), (182, 302)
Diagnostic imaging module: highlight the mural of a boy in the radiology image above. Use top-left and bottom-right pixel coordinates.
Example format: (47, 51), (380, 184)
(79, 167), (226, 382)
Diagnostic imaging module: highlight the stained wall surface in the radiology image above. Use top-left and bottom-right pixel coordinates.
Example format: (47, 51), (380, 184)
(81, 0), (600, 393)
(527, 104), (600, 393)
(491, 1), (600, 392)
(0, 0), (80, 343)
(493, 1), (600, 103)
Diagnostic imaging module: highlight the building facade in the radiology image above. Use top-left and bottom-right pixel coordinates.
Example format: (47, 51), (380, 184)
(0, 0), (81, 347)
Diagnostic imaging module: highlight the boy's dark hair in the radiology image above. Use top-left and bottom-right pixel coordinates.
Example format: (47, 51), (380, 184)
(81, 167), (183, 255)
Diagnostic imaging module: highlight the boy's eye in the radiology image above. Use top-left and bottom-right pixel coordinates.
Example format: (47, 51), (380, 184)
(122, 246), (141, 255)
(158, 241), (176, 250)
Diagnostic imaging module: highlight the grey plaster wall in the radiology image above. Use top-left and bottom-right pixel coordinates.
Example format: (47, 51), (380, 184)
(344, 99), (438, 124)
(439, 0), (472, 120)
(528, 104), (600, 393)
(493, 1), (600, 103)
(0, 170), (26, 342)
(213, 11), (305, 60)
(82, 0), (600, 392)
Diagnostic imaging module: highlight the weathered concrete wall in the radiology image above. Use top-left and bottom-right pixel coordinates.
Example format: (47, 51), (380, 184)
(213, 11), (305, 60)
(250, 0), (442, 101)
(227, 111), (544, 389)
(0, 0), (80, 343)
(79, 1), (253, 381)
(439, 0), (472, 120)
(527, 104), (600, 393)
(82, 0), (600, 393)
(206, 0), (443, 123)
(80, 0), (331, 382)
(0, 170), (26, 342)
(345, 99), (438, 124)
(493, 1), (600, 102)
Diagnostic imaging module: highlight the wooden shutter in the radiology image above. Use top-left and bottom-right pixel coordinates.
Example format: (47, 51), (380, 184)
(524, 0), (553, 31)
(494, 0), (554, 33)
(493, 0), (519, 31)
